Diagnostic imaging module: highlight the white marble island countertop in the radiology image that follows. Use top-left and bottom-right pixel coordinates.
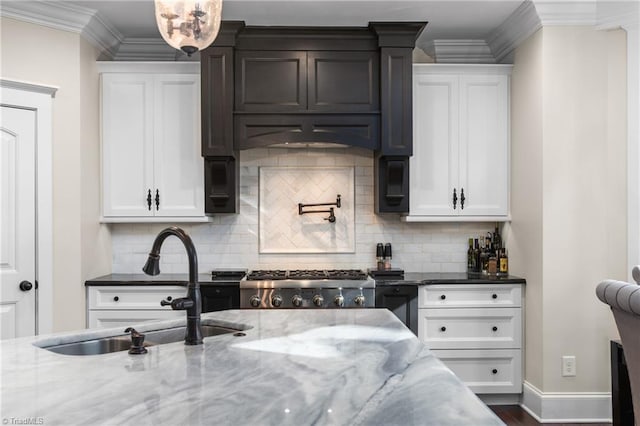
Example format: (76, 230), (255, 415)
(1, 309), (503, 426)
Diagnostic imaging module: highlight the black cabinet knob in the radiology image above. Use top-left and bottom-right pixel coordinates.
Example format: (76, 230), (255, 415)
(394, 288), (400, 293)
(113, 296), (120, 302)
(492, 294), (498, 299)
(166, 296), (172, 301)
(440, 326), (446, 332)
(492, 369), (498, 375)
(492, 326), (498, 332)
(440, 294), (446, 300)
(19, 281), (33, 292)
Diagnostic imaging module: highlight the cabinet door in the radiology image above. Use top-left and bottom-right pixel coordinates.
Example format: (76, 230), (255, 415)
(458, 74), (509, 216)
(153, 74), (204, 217)
(235, 51), (307, 112)
(307, 51), (379, 112)
(375, 285), (418, 335)
(410, 73), (459, 215)
(102, 74), (154, 217)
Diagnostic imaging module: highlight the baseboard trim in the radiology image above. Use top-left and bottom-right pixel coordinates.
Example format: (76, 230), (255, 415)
(479, 394), (522, 406)
(521, 381), (612, 423)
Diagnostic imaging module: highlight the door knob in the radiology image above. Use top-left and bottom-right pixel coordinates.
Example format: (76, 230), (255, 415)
(19, 280), (33, 291)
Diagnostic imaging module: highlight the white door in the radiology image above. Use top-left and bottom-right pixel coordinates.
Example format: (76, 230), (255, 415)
(102, 74), (155, 217)
(458, 74), (509, 216)
(153, 74), (203, 217)
(411, 73), (459, 215)
(0, 106), (37, 339)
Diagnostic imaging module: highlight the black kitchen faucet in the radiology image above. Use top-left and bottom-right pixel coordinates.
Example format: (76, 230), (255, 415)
(142, 226), (203, 345)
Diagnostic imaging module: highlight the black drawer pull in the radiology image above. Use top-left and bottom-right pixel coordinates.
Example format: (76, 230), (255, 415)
(394, 288), (400, 293)
(166, 296), (172, 301)
(440, 326), (446, 332)
(492, 369), (498, 375)
(492, 294), (498, 299)
(492, 326), (498, 332)
(440, 295), (446, 300)
(113, 296), (119, 302)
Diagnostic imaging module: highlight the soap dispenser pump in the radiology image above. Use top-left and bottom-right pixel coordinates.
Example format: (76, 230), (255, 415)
(125, 327), (148, 355)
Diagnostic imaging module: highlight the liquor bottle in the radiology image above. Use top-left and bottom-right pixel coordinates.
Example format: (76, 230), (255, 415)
(467, 238), (474, 272)
(499, 248), (509, 276)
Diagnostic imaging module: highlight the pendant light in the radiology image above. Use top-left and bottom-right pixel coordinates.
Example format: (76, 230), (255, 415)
(154, 0), (223, 56)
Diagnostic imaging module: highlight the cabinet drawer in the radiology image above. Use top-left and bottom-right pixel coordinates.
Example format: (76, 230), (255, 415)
(88, 310), (184, 329)
(88, 286), (186, 310)
(419, 284), (521, 308)
(419, 307), (521, 349)
(431, 349), (522, 394)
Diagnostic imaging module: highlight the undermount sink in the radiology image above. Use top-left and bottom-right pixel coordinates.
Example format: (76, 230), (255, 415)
(40, 324), (242, 356)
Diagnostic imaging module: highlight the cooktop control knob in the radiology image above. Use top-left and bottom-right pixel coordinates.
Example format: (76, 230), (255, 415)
(271, 295), (283, 307)
(354, 295), (366, 307)
(334, 295), (345, 307)
(249, 295), (261, 308)
(291, 294), (303, 307)
(312, 294), (324, 307)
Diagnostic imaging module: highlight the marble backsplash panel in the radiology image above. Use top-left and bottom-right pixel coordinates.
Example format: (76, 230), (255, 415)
(259, 167), (355, 253)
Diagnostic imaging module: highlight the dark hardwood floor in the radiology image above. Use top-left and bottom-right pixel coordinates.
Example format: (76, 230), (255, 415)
(489, 405), (612, 426)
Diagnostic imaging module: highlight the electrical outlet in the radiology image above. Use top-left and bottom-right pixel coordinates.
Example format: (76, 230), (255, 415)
(562, 356), (576, 377)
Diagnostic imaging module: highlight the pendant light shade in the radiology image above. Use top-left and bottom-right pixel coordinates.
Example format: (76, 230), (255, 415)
(154, 0), (222, 56)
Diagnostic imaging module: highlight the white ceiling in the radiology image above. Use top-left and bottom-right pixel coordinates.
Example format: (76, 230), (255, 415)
(66, 0), (525, 44)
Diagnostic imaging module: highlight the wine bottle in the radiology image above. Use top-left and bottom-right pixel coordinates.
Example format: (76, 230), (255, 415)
(493, 223), (502, 252)
(473, 239), (480, 273)
(480, 238), (489, 275)
(467, 238), (474, 272)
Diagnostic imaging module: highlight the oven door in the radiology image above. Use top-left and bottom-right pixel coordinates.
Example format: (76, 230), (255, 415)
(201, 285), (240, 313)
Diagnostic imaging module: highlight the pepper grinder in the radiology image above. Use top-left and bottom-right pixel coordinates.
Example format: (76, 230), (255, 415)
(376, 243), (385, 271)
(384, 243), (392, 270)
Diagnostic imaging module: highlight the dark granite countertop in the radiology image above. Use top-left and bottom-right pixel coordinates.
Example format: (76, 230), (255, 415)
(85, 274), (241, 286)
(87, 273), (525, 287)
(374, 272), (526, 286)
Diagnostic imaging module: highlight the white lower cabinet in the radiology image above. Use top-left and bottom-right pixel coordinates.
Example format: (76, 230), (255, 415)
(418, 284), (523, 394)
(86, 286), (186, 329)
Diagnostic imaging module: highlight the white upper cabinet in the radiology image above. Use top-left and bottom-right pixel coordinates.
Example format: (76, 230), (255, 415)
(100, 63), (207, 222)
(407, 64), (511, 222)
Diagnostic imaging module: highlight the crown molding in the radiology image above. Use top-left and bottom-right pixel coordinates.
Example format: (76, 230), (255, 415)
(595, 0), (639, 30)
(0, 1), (122, 58)
(112, 38), (188, 61)
(0, 78), (58, 98)
(487, 0), (541, 64)
(421, 40), (496, 63)
(533, 0), (598, 26)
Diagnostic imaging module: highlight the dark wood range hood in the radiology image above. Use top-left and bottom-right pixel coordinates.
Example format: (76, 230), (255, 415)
(200, 21), (426, 214)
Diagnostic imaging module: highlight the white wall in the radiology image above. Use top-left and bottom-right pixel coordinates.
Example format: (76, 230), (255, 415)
(507, 28), (544, 389)
(111, 148), (495, 273)
(0, 17), (111, 332)
(508, 26), (627, 394)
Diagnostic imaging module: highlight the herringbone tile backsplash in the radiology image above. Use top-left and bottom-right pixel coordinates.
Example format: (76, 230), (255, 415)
(111, 148), (493, 273)
(260, 167), (355, 253)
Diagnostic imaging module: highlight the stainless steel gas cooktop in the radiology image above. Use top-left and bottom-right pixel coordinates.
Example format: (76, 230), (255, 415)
(240, 269), (375, 309)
